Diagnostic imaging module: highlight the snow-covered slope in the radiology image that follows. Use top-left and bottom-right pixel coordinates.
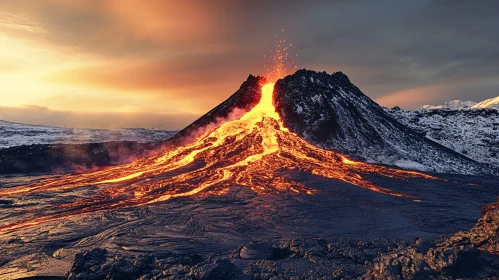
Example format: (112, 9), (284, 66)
(273, 70), (494, 175)
(387, 107), (499, 168)
(419, 100), (477, 110)
(472, 96), (499, 110)
(0, 120), (177, 149)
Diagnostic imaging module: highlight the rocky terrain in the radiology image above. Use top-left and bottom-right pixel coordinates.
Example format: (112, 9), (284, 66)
(365, 196), (499, 279)
(50, 183), (499, 279)
(387, 107), (499, 168)
(169, 74), (265, 145)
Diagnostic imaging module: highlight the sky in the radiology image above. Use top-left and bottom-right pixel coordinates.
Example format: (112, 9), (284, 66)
(0, 0), (498, 129)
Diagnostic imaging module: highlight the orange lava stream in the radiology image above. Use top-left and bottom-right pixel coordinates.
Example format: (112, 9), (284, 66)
(0, 83), (441, 233)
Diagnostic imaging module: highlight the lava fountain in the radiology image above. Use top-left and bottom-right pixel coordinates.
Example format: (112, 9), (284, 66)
(0, 82), (441, 232)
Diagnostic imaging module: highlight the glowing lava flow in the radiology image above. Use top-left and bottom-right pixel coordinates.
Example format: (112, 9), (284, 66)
(0, 83), (441, 232)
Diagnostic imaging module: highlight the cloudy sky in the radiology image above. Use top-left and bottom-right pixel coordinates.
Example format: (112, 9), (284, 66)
(1, 0), (498, 129)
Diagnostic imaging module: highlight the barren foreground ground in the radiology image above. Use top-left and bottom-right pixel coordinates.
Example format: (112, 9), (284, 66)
(0, 172), (498, 279)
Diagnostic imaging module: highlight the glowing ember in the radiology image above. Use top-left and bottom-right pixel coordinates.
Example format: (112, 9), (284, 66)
(0, 82), (442, 233)
(264, 34), (298, 82)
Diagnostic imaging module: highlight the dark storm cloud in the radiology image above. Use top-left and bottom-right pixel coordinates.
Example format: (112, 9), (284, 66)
(294, 0), (499, 106)
(265, 0), (499, 107)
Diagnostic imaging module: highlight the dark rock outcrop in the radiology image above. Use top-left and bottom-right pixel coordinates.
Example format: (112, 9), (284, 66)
(239, 242), (274, 260)
(65, 248), (246, 280)
(66, 248), (108, 280)
(364, 197), (499, 279)
(0, 141), (160, 175)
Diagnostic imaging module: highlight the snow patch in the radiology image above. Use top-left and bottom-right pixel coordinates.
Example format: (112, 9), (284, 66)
(394, 160), (428, 171)
(0, 120), (177, 149)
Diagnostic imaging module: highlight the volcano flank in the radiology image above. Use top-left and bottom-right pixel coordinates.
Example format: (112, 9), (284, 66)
(1, 70), (498, 279)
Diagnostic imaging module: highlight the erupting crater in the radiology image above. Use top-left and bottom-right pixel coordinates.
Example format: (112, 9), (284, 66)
(0, 82), (440, 232)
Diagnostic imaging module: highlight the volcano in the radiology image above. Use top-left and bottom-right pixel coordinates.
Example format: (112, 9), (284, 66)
(173, 70), (493, 176)
(1, 70), (498, 279)
(0, 75), (444, 233)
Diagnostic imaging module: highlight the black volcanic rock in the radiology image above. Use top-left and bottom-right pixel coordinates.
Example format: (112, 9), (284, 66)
(239, 242), (274, 260)
(0, 141), (160, 175)
(274, 69), (494, 175)
(364, 197), (499, 279)
(170, 74), (267, 144)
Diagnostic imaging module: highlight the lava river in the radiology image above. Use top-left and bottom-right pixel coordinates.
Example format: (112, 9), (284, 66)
(0, 83), (441, 232)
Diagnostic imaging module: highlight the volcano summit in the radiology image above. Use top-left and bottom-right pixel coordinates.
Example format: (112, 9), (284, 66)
(0, 70), (498, 279)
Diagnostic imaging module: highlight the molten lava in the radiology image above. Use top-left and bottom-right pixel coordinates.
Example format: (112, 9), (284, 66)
(0, 83), (441, 232)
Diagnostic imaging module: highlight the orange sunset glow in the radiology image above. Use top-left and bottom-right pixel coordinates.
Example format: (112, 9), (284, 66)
(1, 1), (497, 129)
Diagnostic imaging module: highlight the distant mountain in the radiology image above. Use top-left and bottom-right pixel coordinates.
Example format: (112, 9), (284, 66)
(419, 96), (499, 110)
(387, 107), (499, 168)
(419, 100), (477, 110)
(473, 96), (499, 110)
(0, 120), (177, 149)
(273, 70), (494, 175)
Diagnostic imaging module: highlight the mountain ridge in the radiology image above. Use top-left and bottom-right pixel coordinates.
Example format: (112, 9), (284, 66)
(473, 96), (499, 110)
(419, 100), (477, 110)
(418, 96), (499, 110)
